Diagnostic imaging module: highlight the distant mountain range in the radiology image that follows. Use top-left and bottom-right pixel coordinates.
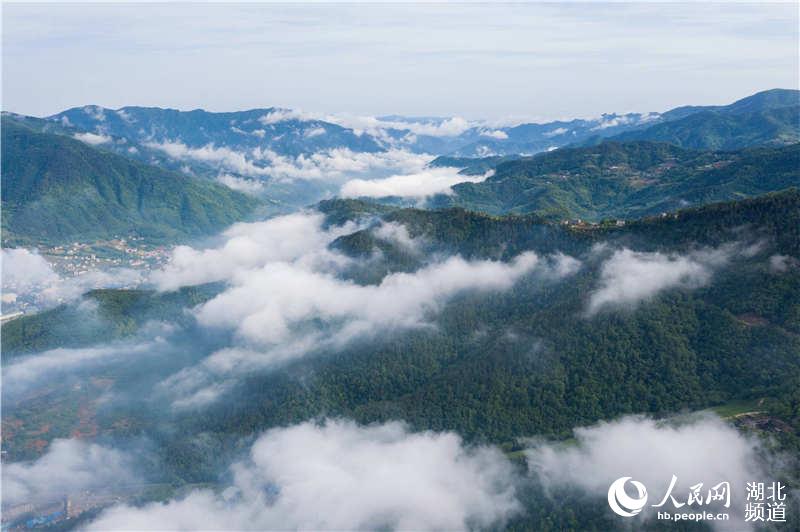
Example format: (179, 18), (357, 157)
(431, 141), (800, 220)
(1, 116), (259, 245)
(1, 88), (797, 243)
(6, 89), (797, 166)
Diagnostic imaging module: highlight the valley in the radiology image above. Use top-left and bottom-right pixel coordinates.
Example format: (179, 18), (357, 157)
(2, 87), (799, 530)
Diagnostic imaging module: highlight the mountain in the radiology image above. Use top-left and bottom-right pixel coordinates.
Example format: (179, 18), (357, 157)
(5, 189), (799, 452)
(431, 141), (800, 220)
(4, 189), (799, 529)
(51, 105), (384, 158)
(591, 89), (800, 150)
(1, 116), (260, 245)
(659, 87), (800, 120)
(449, 112), (663, 157)
(455, 89), (800, 157)
(45, 106), (662, 160)
(5, 89), (796, 179)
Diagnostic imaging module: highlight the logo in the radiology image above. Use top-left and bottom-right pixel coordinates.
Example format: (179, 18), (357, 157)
(608, 477), (648, 517)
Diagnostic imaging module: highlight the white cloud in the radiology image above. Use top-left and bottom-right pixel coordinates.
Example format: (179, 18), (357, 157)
(373, 221), (420, 251)
(1, 248), (59, 292)
(319, 114), (475, 138)
(3, 335), (170, 396)
(259, 109), (476, 138)
(150, 212), (355, 291)
(116, 109), (135, 123)
(590, 114), (635, 131)
(83, 105), (106, 122)
(769, 254), (799, 273)
(303, 126), (326, 138)
(385, 116), (473, 137)
(474, 145), (496, 157)
(194, 252), (541, 347)
(481, 129), (509, 140)
(150, 210), (579, 406)
(144, 140), (272, 177)
(1, 248), (143, 311)
(73, 132), (112, 145)
(160, 250), (573, 407)
(2, 439), (136, 506)
(543, 127), (568, 138)
(340, 167), (491, 199)
(88, 419), (521, 531)
(586, 245), (740, 315)
(258, 108), (319, 125)
(145, 138), (432, 184)
(526, 414), (766, 529)
(216, 173), (265, 195)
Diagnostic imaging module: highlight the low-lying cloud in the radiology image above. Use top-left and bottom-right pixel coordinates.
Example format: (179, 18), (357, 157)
(586, 243), (756, 315)
(145, 139), (433, 185)
(340, 167), (491, 199)
(150, 212), (355, 291)
(216, 173), (265, 195)
(258, 109), (476, 138)
(88, 419), (521, 531)
(3, 335), (170, 397)
(194, 252), (541, 346)
(73, 132), (112, 145)
(1, 248), (143, 312)
(526, 414), (767, 529)
(151, 210), (579, 407)
(2, 438), (136, 507)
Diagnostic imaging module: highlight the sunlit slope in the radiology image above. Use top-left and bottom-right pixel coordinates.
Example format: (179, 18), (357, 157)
(435, 141), (800, 220)
(1, 117), (259, 245)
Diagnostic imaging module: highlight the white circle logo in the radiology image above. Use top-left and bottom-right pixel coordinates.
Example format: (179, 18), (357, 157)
(607, 477), (648, 517)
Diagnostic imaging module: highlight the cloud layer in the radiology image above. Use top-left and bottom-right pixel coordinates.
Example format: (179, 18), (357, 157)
(3, 439), (136, 506)
(526, 414), (766, 528)
(1, 248), (143, 312)
(145, 139), (433, 185)
(88, 420), (520, 531)
(340, 167), (490, 199)
(195, 252), (540, 346)
(150, 210), (580, 408)
(586, 244), (754, 315)
(73, 132), (112, 145)
(3, 335), (170, 397)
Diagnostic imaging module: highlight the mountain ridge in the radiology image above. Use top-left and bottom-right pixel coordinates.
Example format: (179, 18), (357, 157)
(1, 116), (260, 245)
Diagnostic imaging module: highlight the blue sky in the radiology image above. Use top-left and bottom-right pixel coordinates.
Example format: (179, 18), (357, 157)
(2, 2), (798, 120)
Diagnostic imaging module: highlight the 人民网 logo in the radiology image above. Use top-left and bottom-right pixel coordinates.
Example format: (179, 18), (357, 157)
(608, 477), (648, 517)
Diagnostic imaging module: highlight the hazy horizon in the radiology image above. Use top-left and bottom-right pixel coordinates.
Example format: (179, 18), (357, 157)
(3, 3), (798, 120)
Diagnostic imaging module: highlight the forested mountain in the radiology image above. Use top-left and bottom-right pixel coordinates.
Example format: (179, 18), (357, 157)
(10, 89), (793, 168)
(5, 189), (799, 440)
(51, 105), (385, 157)
(3, 90), (800, 531)
(454, 88), (799, 156)
(580, 89), (799, 150)
(432, 141), (800, 220)
(658, 87), (799, 120)
(1, 117), (259, 245)
(4, 185), (799, 529)
(598, 105), (799, 150)
(42, 105), (665, 159)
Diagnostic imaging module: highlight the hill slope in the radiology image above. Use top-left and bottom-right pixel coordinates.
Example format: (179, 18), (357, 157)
(453, 88), (800, 157)
(602, 105), (800, 150)
(1, 117), (259, 245)
(6, 190), (799, 447)
(433, 141), (800, 220)
(585, 90), (800, 151)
